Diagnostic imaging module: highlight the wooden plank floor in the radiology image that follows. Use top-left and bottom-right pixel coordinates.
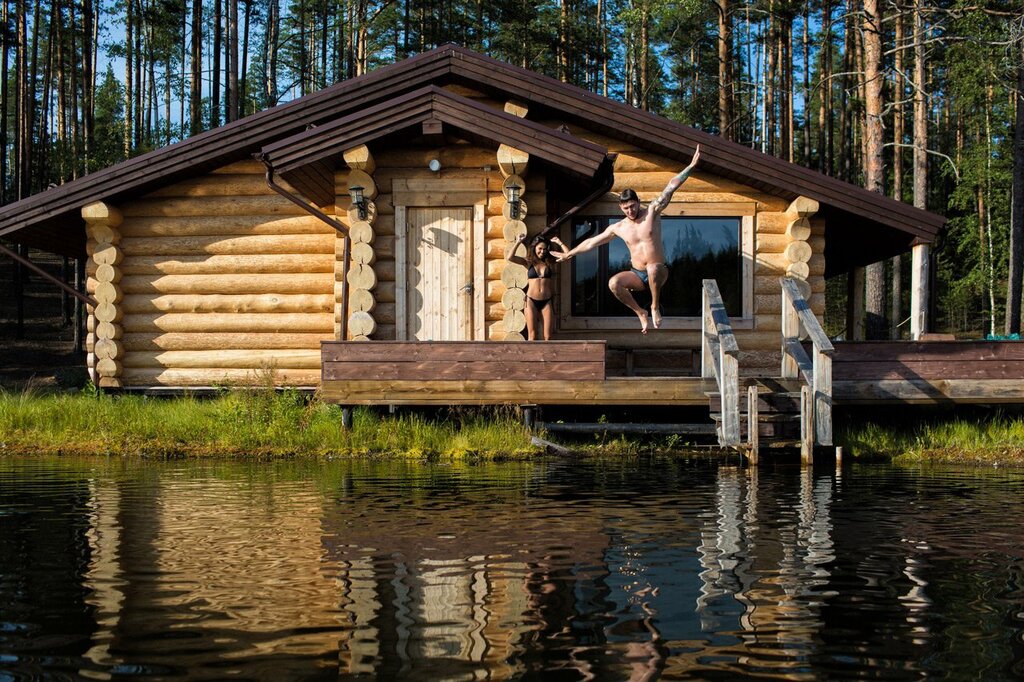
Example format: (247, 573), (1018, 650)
(833, 341), (1024, 404)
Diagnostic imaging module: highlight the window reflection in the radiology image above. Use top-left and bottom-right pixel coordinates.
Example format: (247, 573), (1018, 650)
(571, 217), (742, 317)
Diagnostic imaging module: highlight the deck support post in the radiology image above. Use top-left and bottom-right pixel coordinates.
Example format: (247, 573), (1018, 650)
(800, 384), (814, 466)
(522, 405), (536, 430)
(341, 407), (353, 430)
(911, 242), (930, 339)
(746, 384), (759, 465)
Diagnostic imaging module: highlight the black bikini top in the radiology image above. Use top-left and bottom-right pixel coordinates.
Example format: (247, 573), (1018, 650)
(527, 264), (554, 280)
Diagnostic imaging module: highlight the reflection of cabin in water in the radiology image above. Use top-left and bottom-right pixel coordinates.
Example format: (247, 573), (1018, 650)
(3, 45), (1021, 454)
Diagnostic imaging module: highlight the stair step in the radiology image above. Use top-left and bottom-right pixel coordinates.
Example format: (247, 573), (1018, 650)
(710, 413), (799, 423)
(538, 422), (717, 435)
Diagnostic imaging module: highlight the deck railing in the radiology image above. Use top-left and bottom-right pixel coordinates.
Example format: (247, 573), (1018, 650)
(701, 279), (740, 445)
(780, 277), (834, 448)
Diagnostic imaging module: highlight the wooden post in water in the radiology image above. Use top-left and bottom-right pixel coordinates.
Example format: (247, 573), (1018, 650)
(747, 384), (759, 465)
(800, 384), (814, 466)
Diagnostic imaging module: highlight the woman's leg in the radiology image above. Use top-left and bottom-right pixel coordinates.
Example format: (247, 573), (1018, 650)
(541, 299), (555, 340)
(524, 298), (538, 340)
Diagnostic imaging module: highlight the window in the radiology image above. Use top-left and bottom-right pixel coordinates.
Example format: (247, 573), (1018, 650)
(567, 215), (748, 322)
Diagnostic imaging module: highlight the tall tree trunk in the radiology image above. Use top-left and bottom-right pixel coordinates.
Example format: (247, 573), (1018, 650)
(863, 0), (886, 339)
(241, 0), (251, 111)
(14, 0), (28, 198)
(802, 6), (811, 164)
(1006, 41), (1024, 335)
(839, 0), (855, 182)
(190, 0), (202, 135)
(913, 0), (927, 210)
(1, 0), (9, 202)
(890, 7), (906, 339)
(82, 0), (95, 168)
(558, 0), (569, 83)
(266, 0), (279, 105)
(69, 0), (80, 177)
(227, 0), (238, 122)
(782, 14), (793, 162)
(640, 3), (649, 110)
(211, 0), (221, 127)
(717, 0), (732, 140)
(765, 4), (775, 156)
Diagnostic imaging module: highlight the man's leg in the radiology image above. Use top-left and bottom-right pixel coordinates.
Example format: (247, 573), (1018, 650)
(646, 264), (669, 328)
(609, 272), (650, 333)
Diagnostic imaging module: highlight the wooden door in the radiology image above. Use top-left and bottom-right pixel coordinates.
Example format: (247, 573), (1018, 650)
(406, 207), (473, 340)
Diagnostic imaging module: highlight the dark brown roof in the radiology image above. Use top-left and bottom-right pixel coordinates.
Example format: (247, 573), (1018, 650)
(259, 85), (609, 206)
(0, 44), (944, 269)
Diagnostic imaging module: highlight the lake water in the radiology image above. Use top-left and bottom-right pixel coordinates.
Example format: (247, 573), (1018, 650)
(1, 456), (1022, 680)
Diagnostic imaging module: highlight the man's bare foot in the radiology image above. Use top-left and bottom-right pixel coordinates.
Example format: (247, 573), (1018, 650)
(651, 307), (662, 329)
(638, 310), (649, 334)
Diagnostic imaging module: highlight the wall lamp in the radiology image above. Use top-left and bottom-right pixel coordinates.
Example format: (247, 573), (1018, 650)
(507, 184), (522, 220)
(350, 185), (368, 220)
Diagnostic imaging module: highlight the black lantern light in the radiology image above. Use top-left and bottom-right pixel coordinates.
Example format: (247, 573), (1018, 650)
(350, 185), (368, 220)
(507, 184), (521, 220)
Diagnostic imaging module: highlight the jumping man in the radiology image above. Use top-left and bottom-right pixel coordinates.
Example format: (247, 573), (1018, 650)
(554, 144), (701, 333)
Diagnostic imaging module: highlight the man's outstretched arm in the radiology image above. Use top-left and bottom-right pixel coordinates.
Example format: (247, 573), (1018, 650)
(650, 144), (701, 215)
(554, 226), (616, 261)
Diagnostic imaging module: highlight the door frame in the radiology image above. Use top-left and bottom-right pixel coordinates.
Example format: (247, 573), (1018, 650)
(394, 178), (487, 341)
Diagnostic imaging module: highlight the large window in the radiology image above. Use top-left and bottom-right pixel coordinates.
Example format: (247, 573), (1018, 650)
(569, 215), (744, 319)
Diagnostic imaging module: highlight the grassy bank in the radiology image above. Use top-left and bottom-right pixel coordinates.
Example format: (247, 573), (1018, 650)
(0, 387), (543, 459)
(836, 412), (1024, 466)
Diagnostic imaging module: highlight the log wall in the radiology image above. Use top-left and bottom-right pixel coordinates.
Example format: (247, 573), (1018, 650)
(94, 160), (336, 387)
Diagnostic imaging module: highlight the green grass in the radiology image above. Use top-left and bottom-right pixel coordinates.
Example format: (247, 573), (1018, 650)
(0, 385), (539, 459)
(837, 412), (1024, 465)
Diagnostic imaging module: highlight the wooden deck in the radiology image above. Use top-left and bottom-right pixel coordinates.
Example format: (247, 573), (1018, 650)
(321, 339), (1024, 408)
(832, 340), (1024, 404)
(320, 340), (716, 405)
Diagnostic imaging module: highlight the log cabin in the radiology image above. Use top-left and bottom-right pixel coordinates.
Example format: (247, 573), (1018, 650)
(8, 45), (1002, 455)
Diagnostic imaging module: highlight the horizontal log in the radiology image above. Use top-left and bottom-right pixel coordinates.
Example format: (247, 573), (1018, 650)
(82, 201), (124, 227)
(786, 217), (812, 240)
(94, 338), (124, 361)
(121, 332), (329, 351)
(786, 196), (819, 217)
(94, 282), (123, 304)
(502, 309), (526, 332)
(487, 280), (507, 302)
(613, 150), (674, 173)
(86, 223), (121, 245)
(349, 289), (375, 313)
(754, 275), (825, 296)
(211, 160), (266, 174)
(349, 310), (377, 337)
(96, 358), (122, 377)
(489, 301), (506, 319)
(322, 340), (605, 362)
(375, 281), (396, 303)
(756, 252), (825, 276)
(120, 368), (322, 387)
(755, 292), (826, 315)
(121, 195), (312, 217)
(784, 240), (813, 263)
(120, 293), (334, 314)
(117, 253), (334, 276)
(121, 312), (333, 334)
(119, 214), (330, 237)
(144, 174), (284, 198)
(345, 169), (378, 200)
(347, 263), (377, 290)
(96, 321), (122, 339)
(95, 302), (123, 323)
(350, 221), (375, 245)
(122, 349), (322, 369)
(612, 171), (769, 196)
(786, 262), (811, 279)
(486, 239), (505, 260)
(94, 264), (122, 284)
(351, 242), (376, 265)
(373, 146), (497, 170)
(342, 145), (375, 173)
(374, 323), (396, 341)
(120, 273), (332, 295)
(497, 144), (529, 178)
(91, 244), (124, 266)
(501, 287), (526, 309)
(501, 262), (528, 289)
(120, 233), (334, 257)
(502, 198), (528, 221)
(502, 220), (527, 241)
(373, 261), (396, 282)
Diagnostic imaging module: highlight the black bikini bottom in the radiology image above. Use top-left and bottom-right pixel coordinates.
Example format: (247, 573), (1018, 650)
(528, 297), (553, 311)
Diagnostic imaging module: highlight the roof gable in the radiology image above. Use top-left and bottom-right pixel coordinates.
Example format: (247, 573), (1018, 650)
(258, 85), (610, 207)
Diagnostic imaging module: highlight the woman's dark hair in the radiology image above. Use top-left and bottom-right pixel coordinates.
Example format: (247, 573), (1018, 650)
(526, 237), (556, 266)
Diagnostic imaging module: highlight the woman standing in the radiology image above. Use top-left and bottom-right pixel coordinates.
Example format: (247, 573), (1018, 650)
(508, 234), (565, 340)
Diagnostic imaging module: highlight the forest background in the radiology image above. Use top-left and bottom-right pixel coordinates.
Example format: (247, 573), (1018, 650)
(0, 0), (1021, 340)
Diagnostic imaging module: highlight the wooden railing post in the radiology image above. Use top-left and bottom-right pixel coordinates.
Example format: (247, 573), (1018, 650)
(703, 279), (740, 446)
(780, 277), (834, 448)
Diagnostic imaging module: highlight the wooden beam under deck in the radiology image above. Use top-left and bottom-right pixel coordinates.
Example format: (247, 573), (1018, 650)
(320, 377), (719, 406)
